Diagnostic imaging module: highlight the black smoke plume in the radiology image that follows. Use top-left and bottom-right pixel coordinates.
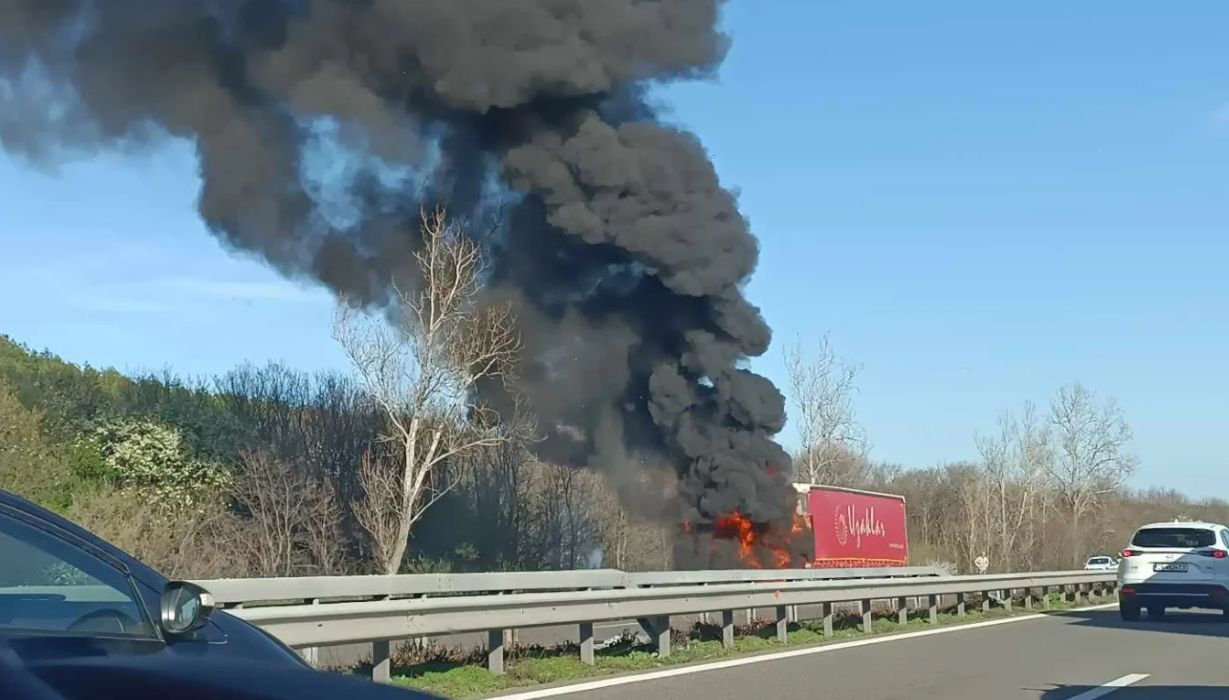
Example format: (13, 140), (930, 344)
(0, 0), (808, 568)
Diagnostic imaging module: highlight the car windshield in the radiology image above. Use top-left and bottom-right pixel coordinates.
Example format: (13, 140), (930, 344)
(1130, 527), (1217, 549)
(1087, 557), (1110, 564)
(0, 511), (157, 640)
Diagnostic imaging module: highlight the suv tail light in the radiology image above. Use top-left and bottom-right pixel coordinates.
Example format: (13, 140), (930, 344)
(1121, 549), (1140, 558)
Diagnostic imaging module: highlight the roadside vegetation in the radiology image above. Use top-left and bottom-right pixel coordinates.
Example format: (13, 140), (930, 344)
(2, 321), (1223, 580)
(379, 593), (1098, 698)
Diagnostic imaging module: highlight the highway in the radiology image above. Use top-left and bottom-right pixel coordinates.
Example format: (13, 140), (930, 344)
(499, 607), (1229, 700)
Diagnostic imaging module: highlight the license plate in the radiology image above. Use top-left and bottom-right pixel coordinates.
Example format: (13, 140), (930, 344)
(1153, 562), (1188, 573)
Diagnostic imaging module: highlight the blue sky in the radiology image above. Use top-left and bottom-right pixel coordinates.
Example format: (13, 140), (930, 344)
(2, 1), (1227, 496)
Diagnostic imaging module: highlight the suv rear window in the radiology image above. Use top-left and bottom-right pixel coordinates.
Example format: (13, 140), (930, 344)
(1131, 527), (1216, 548)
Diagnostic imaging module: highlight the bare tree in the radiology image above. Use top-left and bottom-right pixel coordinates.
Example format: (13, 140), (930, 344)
(1047, 384), (1137, 567)
(335, 208), (523, 575)
(974, 402), (1051, 571)
(227, 450), (348, 577)
(785, 334), (867, 485)
(351, 450), (407, 573)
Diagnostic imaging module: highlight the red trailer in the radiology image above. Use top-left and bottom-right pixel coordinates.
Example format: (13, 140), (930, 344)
(795, 484), (909, 568)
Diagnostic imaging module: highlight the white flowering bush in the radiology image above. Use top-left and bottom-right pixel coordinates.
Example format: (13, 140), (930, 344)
(87, 419), (230, 511)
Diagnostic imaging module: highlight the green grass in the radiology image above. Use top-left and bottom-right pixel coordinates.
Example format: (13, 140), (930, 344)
(390, 592), (1108, 698)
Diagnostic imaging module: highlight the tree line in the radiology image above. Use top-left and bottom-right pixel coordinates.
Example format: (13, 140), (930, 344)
(787, 337), (1221, 573)
(1, 333), (677, 577)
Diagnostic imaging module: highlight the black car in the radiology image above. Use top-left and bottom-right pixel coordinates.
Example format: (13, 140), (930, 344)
(0, 489), (435, 699)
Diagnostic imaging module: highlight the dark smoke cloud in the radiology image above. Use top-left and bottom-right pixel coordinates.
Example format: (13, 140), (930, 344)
(0, 0), (804, 567)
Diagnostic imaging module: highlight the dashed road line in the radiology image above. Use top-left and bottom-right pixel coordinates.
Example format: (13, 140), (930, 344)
(1065, 673), (1150, 700)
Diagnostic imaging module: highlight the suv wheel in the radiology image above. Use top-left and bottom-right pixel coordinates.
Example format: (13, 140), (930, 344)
(1120, 601), (1141, 621)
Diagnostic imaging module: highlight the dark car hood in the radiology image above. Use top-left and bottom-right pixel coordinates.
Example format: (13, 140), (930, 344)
(0, 638), (437, 700)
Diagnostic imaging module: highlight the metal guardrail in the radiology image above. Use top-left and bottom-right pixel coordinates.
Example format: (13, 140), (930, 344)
(627, 566), (944, 587)
(195, 566), (945, 607)
(194, 568), (1116, 683)
(197, 569), (633, 607)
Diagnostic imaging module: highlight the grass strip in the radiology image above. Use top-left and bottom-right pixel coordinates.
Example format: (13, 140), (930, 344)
(387, 593), (1099, 698)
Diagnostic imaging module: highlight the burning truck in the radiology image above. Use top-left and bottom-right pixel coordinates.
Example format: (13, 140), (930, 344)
(676, 482), (910, 571)
(793, 484), (910, 569)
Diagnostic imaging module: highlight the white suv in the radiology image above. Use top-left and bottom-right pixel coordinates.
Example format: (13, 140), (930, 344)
(1084, 555), (1117, 571)
(1118, 520), (1229, 621)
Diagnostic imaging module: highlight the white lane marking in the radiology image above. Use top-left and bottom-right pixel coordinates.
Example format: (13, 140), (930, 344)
(1066, 673), (1150, 699)
(491, 603), (1117, 699)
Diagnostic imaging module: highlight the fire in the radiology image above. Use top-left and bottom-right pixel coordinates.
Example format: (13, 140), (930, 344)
(709, 510), (810, 569)
(714, 511), (760, 567)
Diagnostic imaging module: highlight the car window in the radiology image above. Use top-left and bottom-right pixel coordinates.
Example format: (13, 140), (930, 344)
(1131, 527), (1216, 549)
(1221, 530), (1229, 549)
(0, 511), (157, 639)
(1088, 557), (1109, 564)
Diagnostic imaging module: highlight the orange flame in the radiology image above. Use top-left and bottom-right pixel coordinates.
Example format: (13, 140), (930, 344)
(708, 510), (810, 569)
(714, 511), (761, 568)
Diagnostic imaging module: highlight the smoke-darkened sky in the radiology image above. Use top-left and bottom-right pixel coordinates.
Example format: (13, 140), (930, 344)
(2, 0), (1228, 499)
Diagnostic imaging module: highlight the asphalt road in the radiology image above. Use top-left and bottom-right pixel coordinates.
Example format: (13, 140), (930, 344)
(511, 607), (1229, 700)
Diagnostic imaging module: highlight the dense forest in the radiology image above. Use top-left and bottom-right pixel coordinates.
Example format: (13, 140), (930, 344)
(2, 333), (1224, 578)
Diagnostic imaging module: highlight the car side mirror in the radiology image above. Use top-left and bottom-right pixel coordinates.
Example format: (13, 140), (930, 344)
(160, 581), (215, 637)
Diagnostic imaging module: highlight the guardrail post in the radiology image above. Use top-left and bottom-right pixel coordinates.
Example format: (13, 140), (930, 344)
(927, 594), (938, 625)
(579, 622), (595, 665)
(372, 640), (391, 684)
(1076, 583), (1086, 605)
(860, 599), (873, 633)
(956, 592), (966, 617)
(774, 605), (788, 643)
(301, 598), (320, 667)
(639, 616), (671, 657)
(488, 630), (506, 675)
(896, 596), (908, 625)
(1042, 585), (1052, 610)
(821, 602), (834, 636)
(721, 610), (735, 649)
(655, 616), (671, 657)
(982, 591), (992, 613)
(1002, 589), (1012, 612)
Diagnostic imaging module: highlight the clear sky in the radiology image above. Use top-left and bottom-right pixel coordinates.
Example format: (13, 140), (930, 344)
(2, 1), (1226, 496)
